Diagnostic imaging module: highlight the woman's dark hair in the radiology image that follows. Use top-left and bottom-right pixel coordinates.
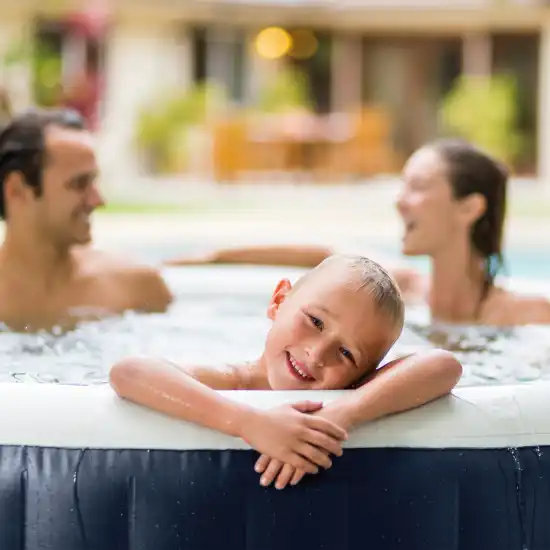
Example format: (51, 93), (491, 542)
(0, 108), (84, 219)
(429, 138), (508, 298)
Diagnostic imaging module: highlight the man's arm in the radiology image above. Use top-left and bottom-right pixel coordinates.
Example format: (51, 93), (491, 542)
(129, 266), (174, 313)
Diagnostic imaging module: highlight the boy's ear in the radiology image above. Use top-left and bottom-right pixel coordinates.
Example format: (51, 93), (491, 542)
(267, 278), (292, 320)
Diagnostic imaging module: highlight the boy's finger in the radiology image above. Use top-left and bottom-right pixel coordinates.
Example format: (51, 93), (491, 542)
(255, 454), (270, 473)
(275, 464), (296, 490)
(291, 401), (323, 413)
(289, 455), (318, 474)
(305, 416), (348, 440)
(260, 459), (284, 487)
(304, 430), (343, 456)
(298, 443), (332, 469)
(290, 469), (306, 486)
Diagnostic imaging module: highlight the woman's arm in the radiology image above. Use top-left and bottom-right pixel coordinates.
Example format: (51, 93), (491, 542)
(163, 245), (334, 268)
(109, 357), (347, 472)
(163, 246), (424, 300)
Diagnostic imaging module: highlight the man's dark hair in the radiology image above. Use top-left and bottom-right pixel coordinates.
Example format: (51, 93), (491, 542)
(0, 108), (85, 219)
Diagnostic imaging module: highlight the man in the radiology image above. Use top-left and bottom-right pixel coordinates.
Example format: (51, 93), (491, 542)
(0, 108), (173, 332)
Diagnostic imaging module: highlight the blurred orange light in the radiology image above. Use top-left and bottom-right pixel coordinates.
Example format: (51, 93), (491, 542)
(290, 29), (318, 60)
(255, 27), (292, 60)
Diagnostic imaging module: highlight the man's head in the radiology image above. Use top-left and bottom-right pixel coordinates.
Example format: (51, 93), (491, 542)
(263, 255), (405, 390)
(0, 108), (104, 247)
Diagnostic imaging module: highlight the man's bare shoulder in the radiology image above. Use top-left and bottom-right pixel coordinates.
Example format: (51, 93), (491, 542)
(73, 246), (146, 272)
(73, 247), (174, 311)
(485, 288), (550, 326)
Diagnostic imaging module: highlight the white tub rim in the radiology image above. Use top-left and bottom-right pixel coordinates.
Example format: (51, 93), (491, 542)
(0, 382), (547, 451)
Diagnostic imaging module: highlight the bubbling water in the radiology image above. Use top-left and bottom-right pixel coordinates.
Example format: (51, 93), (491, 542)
(0, 268), (548, 386)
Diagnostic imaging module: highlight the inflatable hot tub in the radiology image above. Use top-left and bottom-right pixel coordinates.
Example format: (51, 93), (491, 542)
(0, 382), (549, 550)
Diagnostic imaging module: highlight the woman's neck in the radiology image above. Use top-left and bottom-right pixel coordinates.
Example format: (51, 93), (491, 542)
(428, 243), (489, 324)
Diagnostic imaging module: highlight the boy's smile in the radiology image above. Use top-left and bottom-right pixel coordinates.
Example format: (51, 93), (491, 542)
(286, 352), (316, 382)
(261, 257), (404, 391)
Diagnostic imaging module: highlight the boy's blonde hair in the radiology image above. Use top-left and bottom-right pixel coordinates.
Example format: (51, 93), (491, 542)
(298, 254), (405, 332)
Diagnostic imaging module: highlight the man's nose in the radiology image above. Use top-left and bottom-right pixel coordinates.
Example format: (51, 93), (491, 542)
(88, 185), (106, 209)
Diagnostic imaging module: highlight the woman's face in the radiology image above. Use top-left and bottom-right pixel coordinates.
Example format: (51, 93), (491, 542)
(395, 147), (467, 257)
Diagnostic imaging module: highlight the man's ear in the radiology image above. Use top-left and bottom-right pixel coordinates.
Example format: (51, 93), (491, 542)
(267, 278), (292, 320)
(3, 171), (30, 210)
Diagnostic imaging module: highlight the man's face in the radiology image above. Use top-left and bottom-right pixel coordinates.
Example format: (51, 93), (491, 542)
(33, 125), (105, 247)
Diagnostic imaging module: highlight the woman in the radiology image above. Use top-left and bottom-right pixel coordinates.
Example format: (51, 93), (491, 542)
(166, 139), (550, 326)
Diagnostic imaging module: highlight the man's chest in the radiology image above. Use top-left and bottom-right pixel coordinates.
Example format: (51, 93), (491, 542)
(0, 277), (134, 332)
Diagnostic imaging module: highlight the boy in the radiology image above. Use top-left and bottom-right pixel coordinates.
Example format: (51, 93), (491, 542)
(110, 255), (462, 489)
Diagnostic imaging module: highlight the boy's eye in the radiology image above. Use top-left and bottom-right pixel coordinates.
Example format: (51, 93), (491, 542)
(340, 347), (355, 363)
(308, 315), (323, 330)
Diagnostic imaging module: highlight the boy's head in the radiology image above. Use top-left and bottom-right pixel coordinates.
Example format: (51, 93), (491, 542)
(263, 254), (405, 390)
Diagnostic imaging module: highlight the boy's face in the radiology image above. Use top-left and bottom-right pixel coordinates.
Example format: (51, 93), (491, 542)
(263, 267), (401, 390)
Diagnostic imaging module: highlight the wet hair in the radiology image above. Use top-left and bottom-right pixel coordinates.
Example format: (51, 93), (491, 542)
(300, 254), (405, 333)
(428, 138), (508, 298)
(298, 254), (405, 384)
(0, 108), (85, 219)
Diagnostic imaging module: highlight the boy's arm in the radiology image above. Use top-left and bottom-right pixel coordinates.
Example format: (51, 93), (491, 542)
(110, 357), (252, 431)
(163, 245), (334, 268)
(255, 349), (462, 489)
(109, 357), (346, 472)
(322, 349), (463, 430)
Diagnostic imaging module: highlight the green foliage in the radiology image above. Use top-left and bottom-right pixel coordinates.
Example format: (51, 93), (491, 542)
(439, 74), (524, 164)
(33, 45), (63, 107)
(256, 66), (312, 113)
(1, 37), (63, 107)
(135, 81), (226, 173)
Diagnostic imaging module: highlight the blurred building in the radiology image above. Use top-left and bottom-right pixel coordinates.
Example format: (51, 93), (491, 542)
(0, 0), (548, 182)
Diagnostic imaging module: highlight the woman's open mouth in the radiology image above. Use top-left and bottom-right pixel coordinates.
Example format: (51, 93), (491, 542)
(286, 352), (315, 382)
(403, 220), (417, 237)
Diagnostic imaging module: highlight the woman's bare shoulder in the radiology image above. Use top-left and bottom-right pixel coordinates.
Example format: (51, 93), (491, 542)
(391, 266), (427, 302)
(483, 288), (550, 326)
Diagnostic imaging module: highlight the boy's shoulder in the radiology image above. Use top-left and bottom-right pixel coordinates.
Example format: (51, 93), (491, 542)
(182, 361), (267, 390)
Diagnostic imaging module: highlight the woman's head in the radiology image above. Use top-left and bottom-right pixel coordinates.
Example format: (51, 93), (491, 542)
(396, 138), (508, 286)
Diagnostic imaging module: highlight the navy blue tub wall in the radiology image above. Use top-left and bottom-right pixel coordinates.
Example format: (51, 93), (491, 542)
(0, 383), (549, 550)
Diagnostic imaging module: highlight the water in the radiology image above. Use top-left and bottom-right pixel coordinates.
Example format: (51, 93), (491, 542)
(373, 243), (550, 281)
(0, 266), (548, 386)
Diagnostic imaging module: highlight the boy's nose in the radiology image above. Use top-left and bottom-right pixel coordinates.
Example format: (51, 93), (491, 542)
(395, 190), (407, 214)
(305, 339), (331, 367)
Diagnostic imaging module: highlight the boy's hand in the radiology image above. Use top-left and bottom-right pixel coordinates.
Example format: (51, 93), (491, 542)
(255, 455), (307, 489)
(314, 402), (353, 432)
(240, 401), (347, 474)
(253, 403), (352, 489)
